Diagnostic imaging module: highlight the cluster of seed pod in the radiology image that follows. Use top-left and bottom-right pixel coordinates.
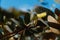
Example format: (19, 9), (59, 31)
(0, 6), (60, 40)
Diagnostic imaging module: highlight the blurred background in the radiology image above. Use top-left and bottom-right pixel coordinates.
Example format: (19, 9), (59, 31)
(1, 0), (60, 12)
